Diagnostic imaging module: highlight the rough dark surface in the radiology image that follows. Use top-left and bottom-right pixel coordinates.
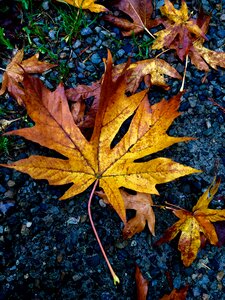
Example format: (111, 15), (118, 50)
(0, 0), (225, 299)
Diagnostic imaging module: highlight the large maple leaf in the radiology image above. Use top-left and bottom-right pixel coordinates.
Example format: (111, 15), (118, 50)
(152, 0), (207, 61)
(156, 178), (225, 267)
(56, 0), (107, 13)
(0, 51), (199, 223)
(104, 0), (159, 36)
(0, 49), (56, 105)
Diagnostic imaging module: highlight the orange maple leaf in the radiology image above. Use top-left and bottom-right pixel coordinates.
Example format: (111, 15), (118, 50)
(156, 178), (225, 267)
(0, 51), (199, 224)
(152, 0), (207, 61)
(0, 48), (56, 105)
(56, 0), (108, 13)
(104, 0), (159, 36)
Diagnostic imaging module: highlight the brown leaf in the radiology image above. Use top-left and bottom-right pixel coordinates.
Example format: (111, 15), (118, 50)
(160, 286), (188, 300)
(96, 189), (155, 238)
(135, 265), (149, 300)
(66, 81), (101, 128)
(152, 0), (207, 61)
(104, 0), (159, 36)
(0, 49), (56, 105)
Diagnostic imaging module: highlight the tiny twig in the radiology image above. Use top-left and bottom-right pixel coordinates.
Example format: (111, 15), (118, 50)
(155, 48), (170, 58)
(88, 180), (120, 285)
(0, 67), (6, 72)
(208, 97), (225, 114)
(180, 54), (189, 92)
(165, 201), (188, 212)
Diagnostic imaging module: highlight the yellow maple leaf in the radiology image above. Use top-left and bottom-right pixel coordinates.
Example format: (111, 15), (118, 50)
(0, 51), (200, 224)
(157, 178), (225, 267)
(56, 0), (108, 13)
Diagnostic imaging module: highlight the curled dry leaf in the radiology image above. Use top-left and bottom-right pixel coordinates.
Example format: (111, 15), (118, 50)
(0, 51), (199, 223)
(160, 285), (188, 300)
(56, 0), (108, 13)
(152, 0), (207, 61)
(135, 265), (149, 300)
(104, 0), (159, 36)
(96, 189), (155, 238)
(189, 13), (225, 71)
(0, 49), (56, 105)
(156, 177), (225, 267)
(66, 81), (101, 128)
(113, 58), (182, 93)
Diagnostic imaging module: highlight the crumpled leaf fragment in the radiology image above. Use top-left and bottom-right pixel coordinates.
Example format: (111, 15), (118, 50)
(135, 265), (149, 300)
(160, 285), (188, 300)
(96, 189), (155, 237)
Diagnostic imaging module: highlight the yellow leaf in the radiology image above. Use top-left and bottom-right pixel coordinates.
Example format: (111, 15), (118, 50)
(0, 51), (200, 224)
(157, 177), (225, 266)
(57, 0), (108, 13)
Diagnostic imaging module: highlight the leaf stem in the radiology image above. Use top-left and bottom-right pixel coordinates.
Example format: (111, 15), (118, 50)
(128, 0), (155, 39)
(180, 54), (189, 92)
(88, 180), (120, 285)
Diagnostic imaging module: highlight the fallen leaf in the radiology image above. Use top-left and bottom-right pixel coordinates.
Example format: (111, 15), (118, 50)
(0, 49), (56, 105)
(104, 0), (159, 36)
(113, 58), (182, 93)
(0, 51), (199, 223)
(152, 0), (207, 61)
(156, 178), (225, 266)
(56, 0), (108, 13)
(189, 13), (225, 71)
(96, 189), (155, 237)
(66, 81), (101, 128)
(160, 285), (188, 300)
(135, 265), (149, 300)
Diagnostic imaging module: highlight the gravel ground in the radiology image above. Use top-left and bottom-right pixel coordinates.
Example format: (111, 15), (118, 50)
(0, 0), (225, 299)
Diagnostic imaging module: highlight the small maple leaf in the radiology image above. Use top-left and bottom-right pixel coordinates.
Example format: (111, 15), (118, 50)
(104, 0), (159, 36)
(0, 51), (199, 223)
(160, 285), (188, 300)
(152, 0), (207, 61)
(112, 58), (182, 93)
(0, 49), (56, 105)
(156, 178), (225, 267)
(96, 189), (155, 237)
(56, 0), (108, 13)
(135, 265), (149, 300)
